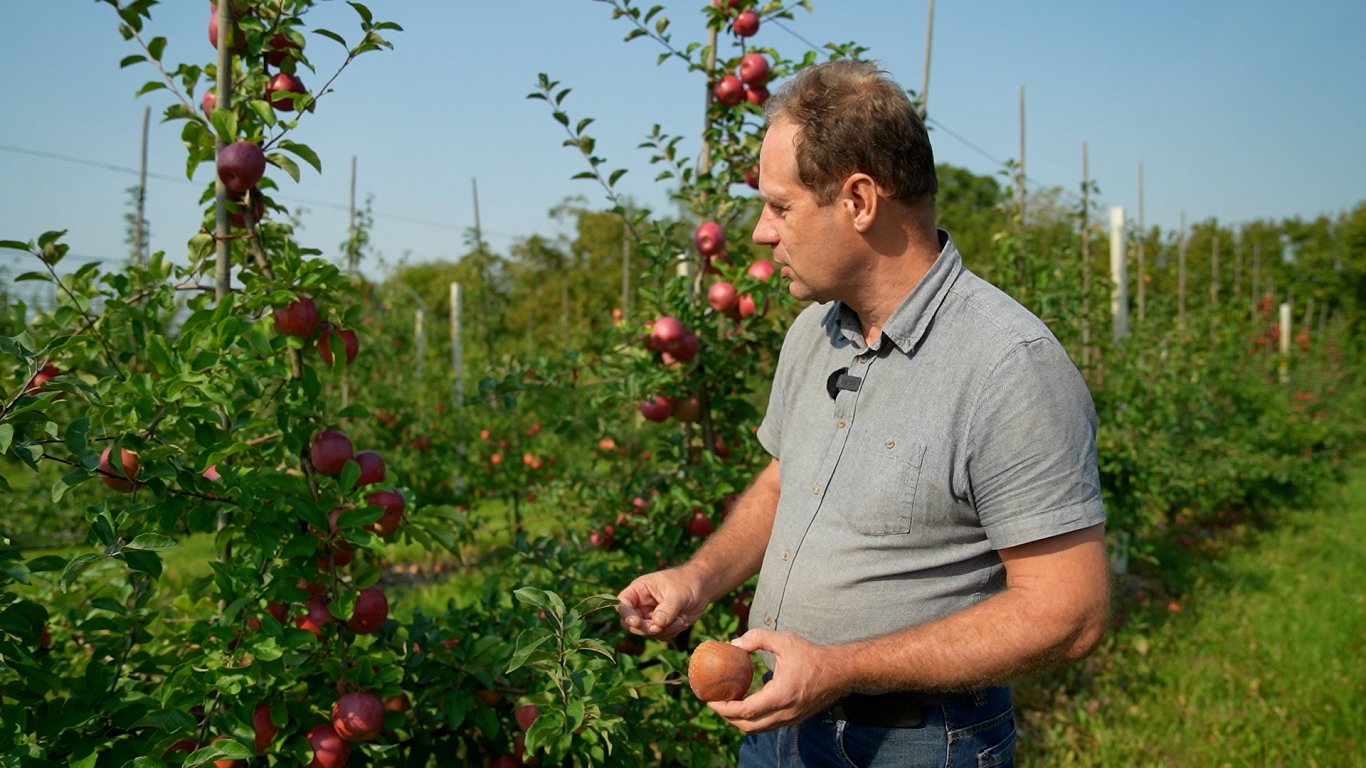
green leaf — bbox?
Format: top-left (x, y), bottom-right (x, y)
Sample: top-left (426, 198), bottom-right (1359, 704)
top-left (0, 424), bottom-right (12, 454)
top-left (126, 533), bottom-right (177, 552)
top-left (312, 28), bottom-right (348, 47)
top-left (118, 54), bottom-right (145, 69)
top-left (505, 629), bottom-right (552, 674)
top-left (348, 2), bottom-right (374, 25)
top-left (269, 153), bottom-right (301, 183)
top-left (147, 36), bottom-right (167, 62)
top-left (276, 140), bottom-right (322, 173)
top-left (61, 553), bottom-right (101, 587)
top-left (210, 109), bottom-right (238, 144)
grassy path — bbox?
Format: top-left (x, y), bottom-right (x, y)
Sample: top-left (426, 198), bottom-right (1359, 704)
top-left (1021, 466), bottom-right (1366, 767)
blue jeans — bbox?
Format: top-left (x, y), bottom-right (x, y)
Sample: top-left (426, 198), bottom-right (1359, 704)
top-left (736, 687), bottom-right (1015, 768)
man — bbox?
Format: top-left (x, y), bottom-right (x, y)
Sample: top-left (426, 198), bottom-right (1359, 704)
top-left (617, 60), bottom-right (1109, 767)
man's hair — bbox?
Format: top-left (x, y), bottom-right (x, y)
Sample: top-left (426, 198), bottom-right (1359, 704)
top-left (765, 59), bottom-right (937, 206)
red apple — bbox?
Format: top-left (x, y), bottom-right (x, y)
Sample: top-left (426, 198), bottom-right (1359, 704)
top-left (588, 525), bottom-right (616, 549)
top-left (265, 32), bottom-right (300, 66)
top-left (252, 702), bottom-right (277, 754)
top-left (217, 141), bottom-right (266, 195)
top-left (266, 601), bottom-right (288, 623)
top-left (737, 293), bottom-right (758, 319)
top-left (364, 490), bottom-right (405, 537)
top-left (664, 331), bottom-right (700, 364)
top-left (674, 395), bottom-right (703, 423)
top-left (639, 395), bottom-right (674, 423)
top-left (694, 220), bottom-right (725, 256)
top-left (515, 704), bottom-right (540, 732)
top-left (354, 450), bottom-right (385, 486)
top-left (23, 363), bottom-right (61, 394)
top-left (318, 326), bottom-right (359, 365)
top-left (747, 259), bottom-right (777, 281)
top-left (98, 445), bottom-right (142, 492)
top-left (228, 192), bottom-right (265, 229)
top-left (267, 71), bottom-right (306, 111)
top-left (713, 75), bottom-right (743, 107)
top-left (200, 89), bottom-right (217, 119)
top-left (202, 464), bottom-right (221, 482)
top-left (711, 0), bottom-right (741, 10)
top-left (650, 316), bottom-right (687, 349)
top-left (273, 296), bottom-right (319, 338)
top-left (305, 724), bottom-right (351, 768)
top-left (687, 510), bottom-right (715, 537)
top-left (488, 757), bottom-right (521, 768)
top-left (331, 690), bottom-right (385, 742)
top-left (207, 12), bottom-right (246, 53)
top-left (383, 693), bottom-right (411, 714)
top-left (739, 52), bottom-right (770, 86)
top-left (310, 428), bottom-right (354, 476)
top-left (296, 595), bottom-right (334, 637)
top-left (707, 281), bottom-right (739, 313)
top-left (732, 9), bottom-right (760, 36)
top-left (347, 585), bottom-right (388, 634)
top-left (744, 83), bottom-right (770, 106)
top-left (743, 165), bottom-right (760, 189)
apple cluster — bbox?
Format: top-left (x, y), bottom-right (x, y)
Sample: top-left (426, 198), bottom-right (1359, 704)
top-left (710, 0), bottom-right (770, 109)
top-left (272, 295), bottom-right (362, 366)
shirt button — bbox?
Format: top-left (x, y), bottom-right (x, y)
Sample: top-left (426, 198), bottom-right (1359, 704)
top-left (885, 439), bottom-right (896, 449)
top-left (781, 550), bottom-right (790, 561)
top-left (763, 615), bottom-right (773, 627)
top-left (810, 484), bottom-right (820, 494)
top-left (836, 419), bottom-right (846, 428)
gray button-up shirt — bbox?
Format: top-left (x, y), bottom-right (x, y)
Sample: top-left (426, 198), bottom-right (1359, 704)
top-left (752, 232), bottom-right (1105, 646)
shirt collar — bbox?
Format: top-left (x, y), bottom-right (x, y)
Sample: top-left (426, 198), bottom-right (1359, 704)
top-left (825, 230), bottom-right (964, 354)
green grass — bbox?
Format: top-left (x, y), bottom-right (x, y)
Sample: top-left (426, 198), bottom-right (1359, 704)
top-left (1018, 465), bottom-right (1366, 767)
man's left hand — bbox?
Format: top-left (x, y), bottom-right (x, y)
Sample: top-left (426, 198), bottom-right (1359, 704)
top-left (707, 628), bottom-right (846, 733)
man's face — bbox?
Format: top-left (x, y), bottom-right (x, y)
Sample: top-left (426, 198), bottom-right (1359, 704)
top-left (751, 118), bottom-right (860, 304)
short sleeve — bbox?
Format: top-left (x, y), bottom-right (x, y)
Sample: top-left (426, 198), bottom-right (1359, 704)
top-left (966, 338), bottom-right (1105, 549)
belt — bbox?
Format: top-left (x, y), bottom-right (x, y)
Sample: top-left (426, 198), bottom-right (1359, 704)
top-left (823, 689), bottom-right (992, 729)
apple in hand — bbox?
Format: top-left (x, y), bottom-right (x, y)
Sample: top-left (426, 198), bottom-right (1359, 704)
top-left (217, 141), bottom-right (266, 195)
top-left (688, 640), bottom-right (754, 701)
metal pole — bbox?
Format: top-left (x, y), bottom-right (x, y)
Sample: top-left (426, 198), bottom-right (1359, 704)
top-left (450, 282), bottom-right (463, 406)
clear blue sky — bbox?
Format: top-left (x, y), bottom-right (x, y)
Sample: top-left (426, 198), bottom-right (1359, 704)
top-left (2, 1), bottom-right (1363, 281)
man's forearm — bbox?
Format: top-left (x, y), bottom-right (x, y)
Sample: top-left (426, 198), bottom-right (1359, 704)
top-left (680, 458), bottom-right (781, 604)
top-left (830, 525), bottom-right (1109, 696)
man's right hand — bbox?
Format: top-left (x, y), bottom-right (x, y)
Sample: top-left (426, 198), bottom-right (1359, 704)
top-left (617, 567), bottom-right (708, 638)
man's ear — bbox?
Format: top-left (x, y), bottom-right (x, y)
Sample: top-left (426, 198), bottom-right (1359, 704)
top-left (843, 173), bottom-right (880, 233)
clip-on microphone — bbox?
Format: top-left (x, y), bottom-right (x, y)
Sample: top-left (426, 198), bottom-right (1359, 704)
top-left (826, 367), bottom-right (863, 399)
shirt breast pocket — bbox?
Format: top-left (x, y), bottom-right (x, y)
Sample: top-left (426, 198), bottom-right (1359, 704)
top-left (843, 437), bottom-right (926, 535)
